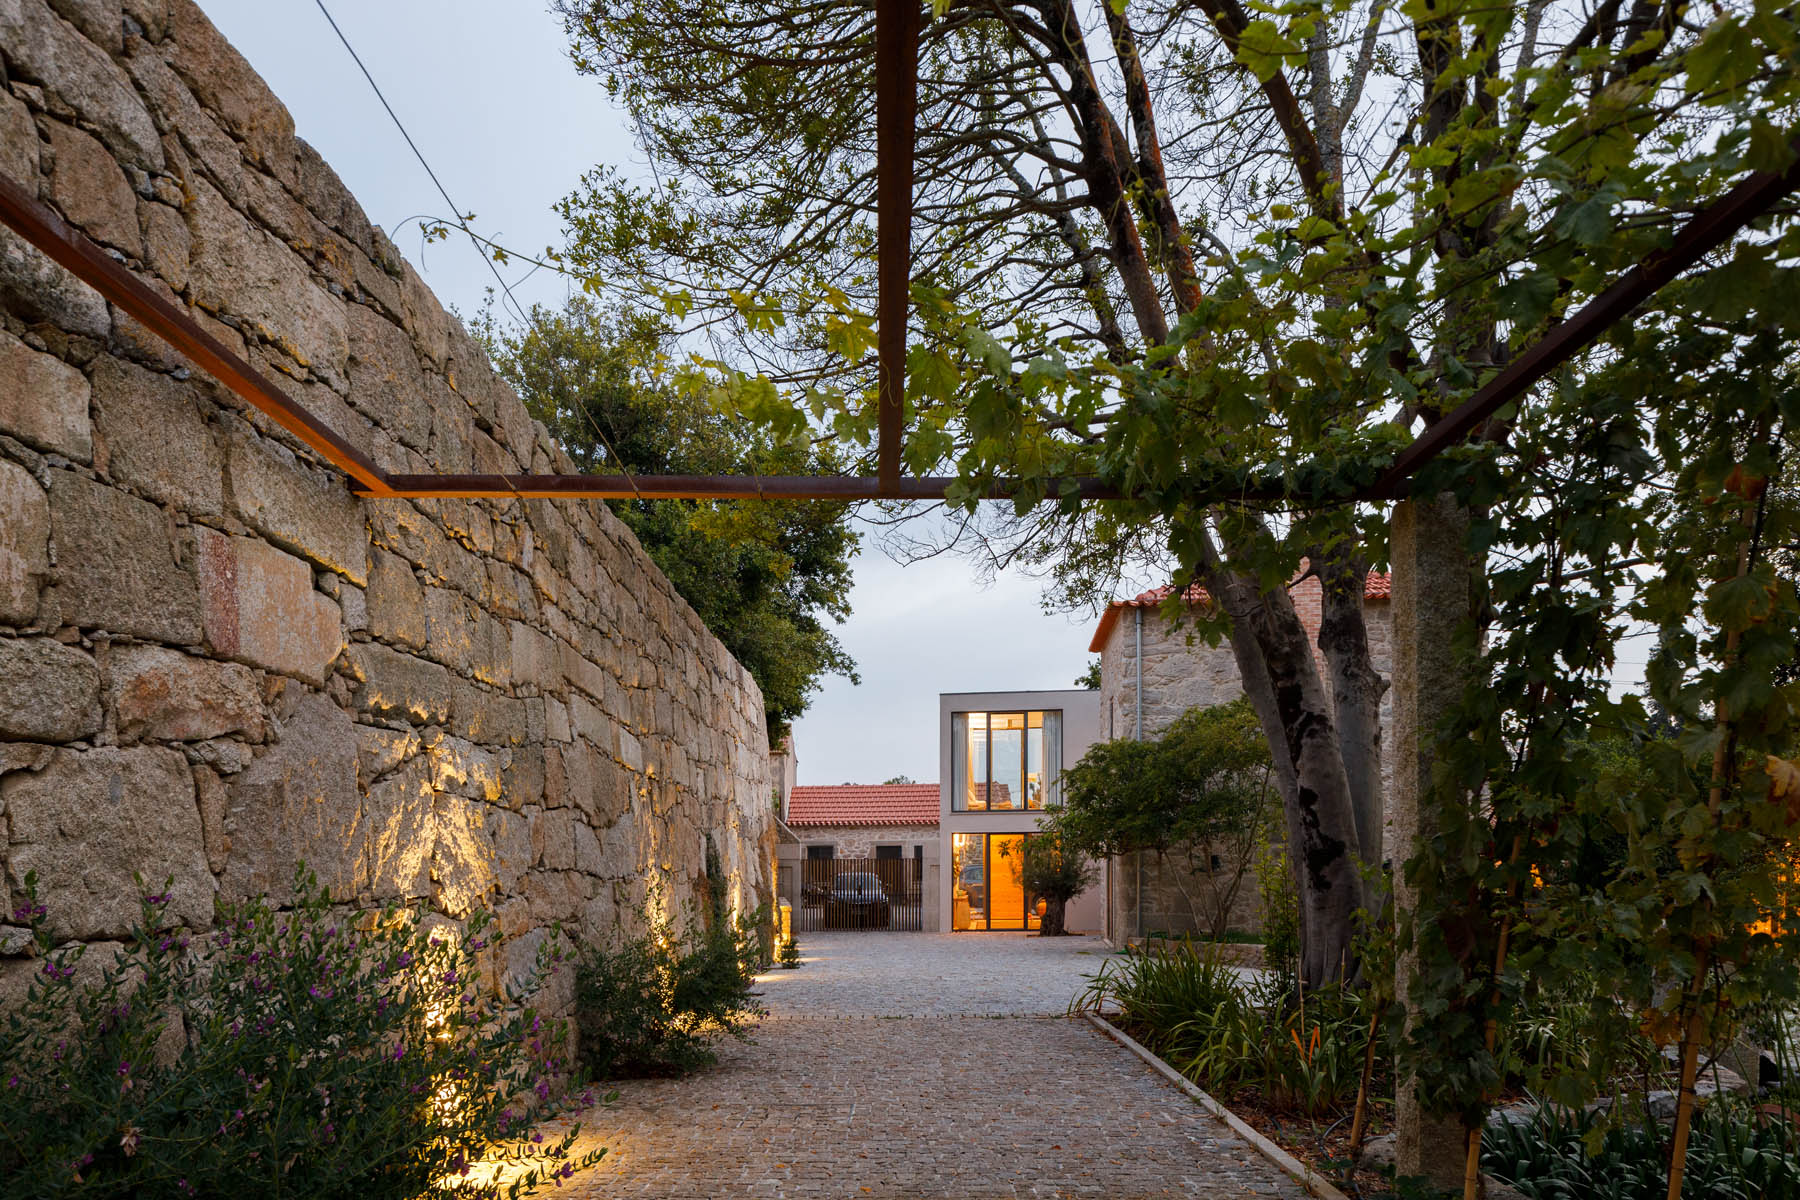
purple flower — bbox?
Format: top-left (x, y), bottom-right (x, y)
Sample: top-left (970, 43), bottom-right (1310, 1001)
top-left (442, 969), bottom-right (458, 985)
top-left (42, 961), bottom-right (73, 982)
top-left (391, 1042), bottom-right (406, 1062)
top-left (12, 901), bottom-right (45, 922)
top-left (117, 1061), bottom-right (131, 1076)
top-left (144, 892), bottom-right (170, 906)
top-left (536, 1079), bottom-right (550, 1101)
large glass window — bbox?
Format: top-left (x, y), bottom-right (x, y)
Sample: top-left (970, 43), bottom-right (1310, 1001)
top-left (952, 710), bottom-right (1061, 811)
top-left (950, 832), bottom-right (1044, 931)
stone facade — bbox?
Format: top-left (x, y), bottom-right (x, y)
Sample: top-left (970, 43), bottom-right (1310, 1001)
top-left (1092, 576), bottom-right (1393, 941)
top-left (0, 0), bottom-right (773, 997)
top-left (787, 823), bottom-right (937, 861)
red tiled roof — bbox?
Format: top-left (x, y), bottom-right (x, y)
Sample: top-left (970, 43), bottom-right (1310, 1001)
top-left (786, 784), bottom-right (941, 827)
top-left (1088, 571), bottom-right (1392, 652)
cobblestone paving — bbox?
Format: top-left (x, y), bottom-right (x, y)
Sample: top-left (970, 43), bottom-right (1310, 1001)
top-left (551, 933), bottom-right (1308, 1199)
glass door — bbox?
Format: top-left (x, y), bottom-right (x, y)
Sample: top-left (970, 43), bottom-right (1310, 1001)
top-left (988, 835), bottom-right (1027, 930)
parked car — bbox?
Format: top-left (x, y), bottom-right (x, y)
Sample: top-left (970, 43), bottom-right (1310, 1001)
top-left (826, 872), bottom-right (890, 929)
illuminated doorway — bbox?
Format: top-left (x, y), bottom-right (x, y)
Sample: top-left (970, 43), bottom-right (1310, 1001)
top-left (950, 832), bottom-right (1042, 931)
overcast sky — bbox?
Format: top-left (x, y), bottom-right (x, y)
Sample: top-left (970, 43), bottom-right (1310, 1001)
top-left (197, 0), bottom-right (1103, 787)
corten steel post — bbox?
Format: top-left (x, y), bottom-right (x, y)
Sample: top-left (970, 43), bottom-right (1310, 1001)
top-left (875, 0), bottom-right (918, 491)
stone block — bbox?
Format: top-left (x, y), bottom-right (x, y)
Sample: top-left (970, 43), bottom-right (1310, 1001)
top-left (450, 679), bottom-right (526, 746)
top-left (47, 471), bottom-right (200, 643)
top-left (354, 723), bottom-right (420, 785)
top-left (532, 805), bottom-right (575, 871)
top-left (574, 819), bottom-right (605, 876)
top-left (193, 762), bottom-right (228, 873)
top-left (224, 426), bottom-right (368, 584)
top-left (91, 355), bottom-right (224, 517)
top-left (106, 643), bottom-right (262, 743)
top-left (345, 641), bottom-right (453, 726)
top-left (164, 0), bottom-right (296, 180)
top-left (46, 0), bottom-right (122, 52)
top-left (491, 806), bottom-right (529, 893)
top-left (0, 636), bottom-right (99, 740)
top-left (432, 792), bottom-right (496, 915)
top-left (0, 326), bottom-right (91, 461)
top-left (186, 178), bottom-right (348, 388)
top-left (220, 693), bottom-right (363, 902)
top-left (362, 754), bottom-right (432, 901)
top-left (3, 746), bottom-right (210, 938)
top-left (0, 87), bottom-right (38, 188)
top-left (422, 583), bottom-right (473, 671)
top-left (0, 227), bottom-right (110, 337)
top-left (429, 733), bottom-right (503, 803)
top-left (0, 0), bottom-right (164, 170)
top-left (0, 459), bottom-right (50, 625)
top-left (593, 809), bottom-right (639, 878)
top-left (46, 120), bottom-right (141, 256)
top-left (368, 498), bottom-right (460, 585)
top-left (509, 621), bottom-right (559, 692)
top-left (195, 527), bottom-right (342, 684)
top-left (499, 744), bottom-right (543, 811)
top-left (344, 302), bottom-right (433, 451)
top-left (364, 547), bottom-right (424, 649)
top-left (138, 198), bottom-right (191, 295)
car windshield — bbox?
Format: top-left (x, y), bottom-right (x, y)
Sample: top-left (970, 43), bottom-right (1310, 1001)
top-left (833, 873), bottom-right (882, 892)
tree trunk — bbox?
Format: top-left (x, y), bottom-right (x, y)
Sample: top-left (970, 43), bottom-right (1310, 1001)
top-left (1039, 896), bottom-right (1068, 937)
top-left (1199, 536), bottom-right (1368, 988)
top-left (1314, 546), bottom-right (1388, 875)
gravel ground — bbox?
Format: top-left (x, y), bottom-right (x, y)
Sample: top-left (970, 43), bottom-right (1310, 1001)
top-left (544, 932), bottom-right (1309, 1199)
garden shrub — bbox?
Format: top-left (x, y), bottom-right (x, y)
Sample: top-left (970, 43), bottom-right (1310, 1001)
top-left (1484, 1097), bottom-right (1800, 1199)
top-left (573, 896), bottom-right (765, 1079)
top-left (1079, 939), bottom-right (1368, 1117)
top-left (0, 866), bottom-right (602, 1199)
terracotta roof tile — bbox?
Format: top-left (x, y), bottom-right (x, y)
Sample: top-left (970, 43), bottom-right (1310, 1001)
top-left (786, 784), bottom-right (941, 827)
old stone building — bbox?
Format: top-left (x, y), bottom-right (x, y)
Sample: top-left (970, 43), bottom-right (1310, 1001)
top-left (783, 783), bottom-right (940, 861)
top-left (0, 0), bottom-right (774, 1006)
top-left (1089, 572), bottom-right (1393, 942)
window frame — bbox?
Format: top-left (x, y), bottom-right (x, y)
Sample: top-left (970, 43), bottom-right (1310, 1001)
top-left (951, 709), bottom-right (1061, 813)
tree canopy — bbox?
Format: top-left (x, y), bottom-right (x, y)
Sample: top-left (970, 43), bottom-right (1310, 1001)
top-left (539, 0), bottom-right (1800, 1177)
top-left (1057, 698), bottom-right (1273, 861)
top-left (477, 297), bottom-right (859, 742)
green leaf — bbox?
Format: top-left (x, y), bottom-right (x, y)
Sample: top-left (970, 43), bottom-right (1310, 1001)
top-left (1553, 193), bottom-right (1617, 246)
top-left (1686, 17), bottom-right (1758, 95)
top-left (1496, 270), bottom-right (1557, 328)
top-left (1745, 119), bottom-right (1796, 173)
top-left (1235, 20), bottom-right (1298, 83)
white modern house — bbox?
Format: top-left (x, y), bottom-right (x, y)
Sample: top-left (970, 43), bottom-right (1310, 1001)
top-left (937, 688), bottom-right (1107, 933)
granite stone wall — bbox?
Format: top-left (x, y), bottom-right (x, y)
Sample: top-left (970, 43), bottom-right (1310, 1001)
top-left (0, 0), bottom-right (774, 989)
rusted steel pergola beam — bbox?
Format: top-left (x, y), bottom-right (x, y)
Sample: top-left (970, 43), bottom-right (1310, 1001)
top-left (1, 130), bottom-right (1797, 506)
top-left (0, 170), bottom-right (394, 497)
top-left (1366, 143), bottom-right (1800, 498)
top-left (379, 473), bottom-right (1125, 501)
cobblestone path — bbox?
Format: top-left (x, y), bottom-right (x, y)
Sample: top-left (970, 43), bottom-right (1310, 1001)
top-left (552, 934), bottom-right (1308, 1199)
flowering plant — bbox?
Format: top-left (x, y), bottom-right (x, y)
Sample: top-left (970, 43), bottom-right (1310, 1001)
top-left (0, 864), bottom-right (604, 1198)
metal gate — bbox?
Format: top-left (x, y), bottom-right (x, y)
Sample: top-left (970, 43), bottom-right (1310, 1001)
top-left (795, 856), bottom-right (923, 932)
